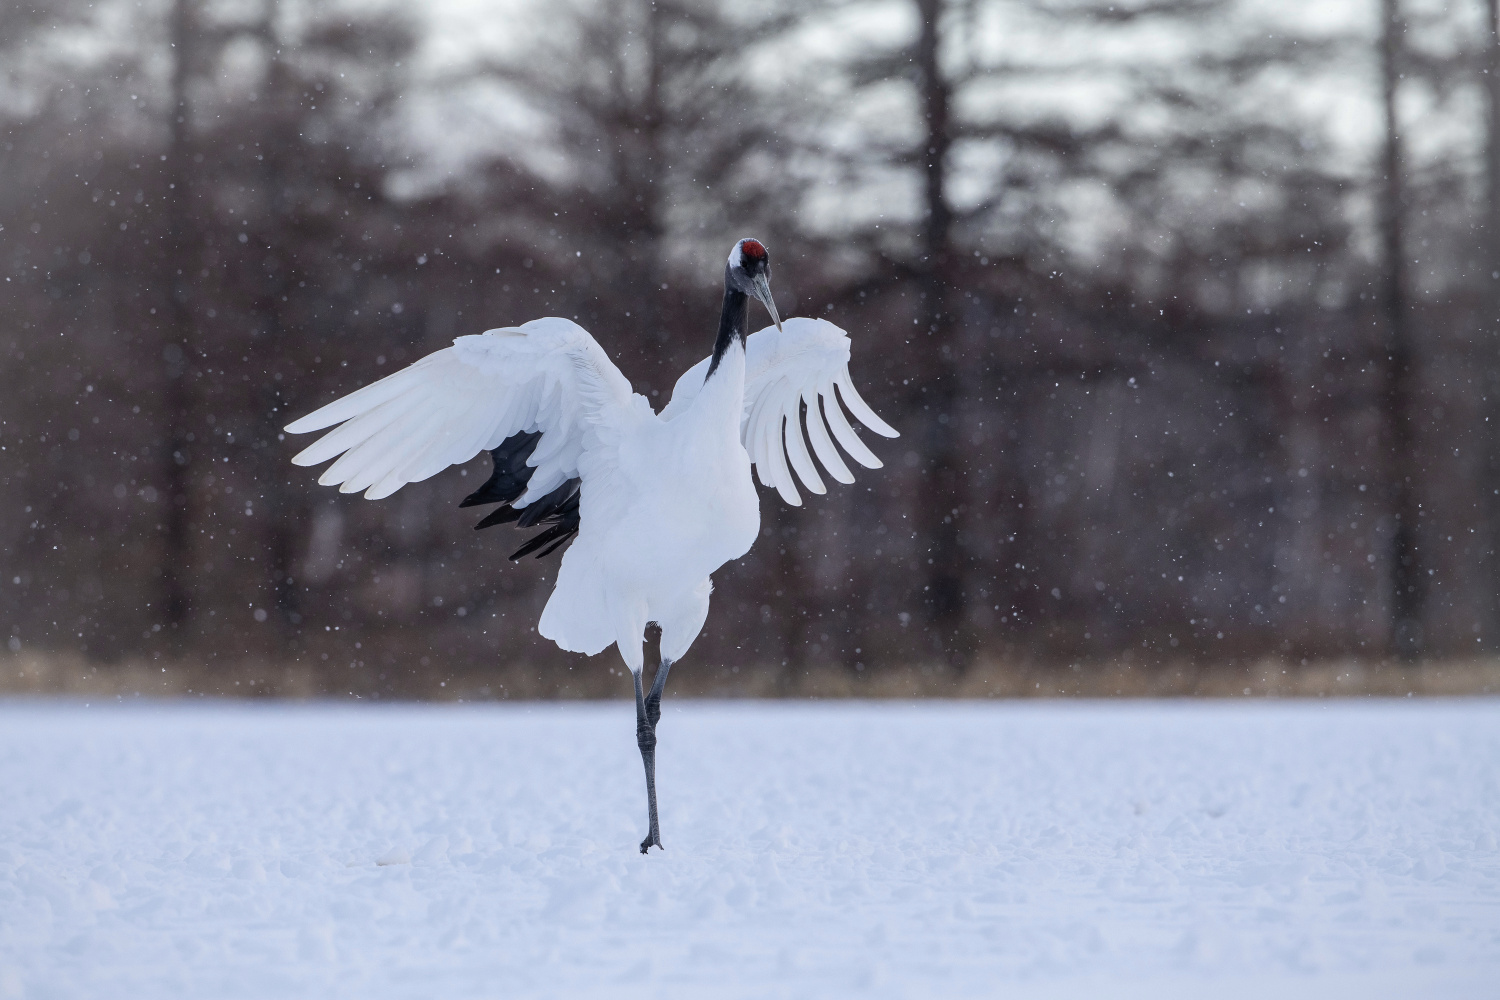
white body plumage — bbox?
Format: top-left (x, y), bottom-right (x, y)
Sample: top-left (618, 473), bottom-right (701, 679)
top-left (542, 336), bottom-right (759, 670)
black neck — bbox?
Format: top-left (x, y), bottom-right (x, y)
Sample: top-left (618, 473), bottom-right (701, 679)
top-left (707, 285), bottom-right (748, 379)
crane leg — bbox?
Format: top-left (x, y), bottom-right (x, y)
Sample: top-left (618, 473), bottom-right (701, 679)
top-left (635, 654), bottom-right (674, 854)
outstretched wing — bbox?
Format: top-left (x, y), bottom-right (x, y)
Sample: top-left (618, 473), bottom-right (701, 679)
top-left (284, 317), bottom-right (639, 503)
top-left (662, 317), bottom-right (898, 506)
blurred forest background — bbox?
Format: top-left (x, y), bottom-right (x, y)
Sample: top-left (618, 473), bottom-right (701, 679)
top-left (4, 0), bottom-right (1500, 698)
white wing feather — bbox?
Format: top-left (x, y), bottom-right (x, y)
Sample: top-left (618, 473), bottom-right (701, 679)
top-left (661, 316), bottom-right (898, 507)
top-left (285, 317), bottom-right (637, 501)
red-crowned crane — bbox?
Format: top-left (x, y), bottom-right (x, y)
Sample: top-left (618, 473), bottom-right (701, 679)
top-left (284, 239), bottom-right (898, 852)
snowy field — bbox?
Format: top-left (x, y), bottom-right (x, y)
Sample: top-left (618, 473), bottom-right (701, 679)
top-left (1, 699), bottom-right (1497, 999)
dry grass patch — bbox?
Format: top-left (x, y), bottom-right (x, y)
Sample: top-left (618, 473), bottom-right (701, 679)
top-left (2, 650), bottom-right (1497, 701)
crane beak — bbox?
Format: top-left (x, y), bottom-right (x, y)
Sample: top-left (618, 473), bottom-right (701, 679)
top-left (752, 273), bottom-right (783, 333)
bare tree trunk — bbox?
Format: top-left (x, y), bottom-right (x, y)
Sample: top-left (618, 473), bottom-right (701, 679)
top-left (254, 1), bottom-right (301, 635)
top-left (1379, 0), bottom-right (1422, 659)
top-left (612, 0), bottom-right (665, 350)
top-left (160, 0), bottom-right (196, 635)
top-left (1482, 0), bottom-right (1500, 645)
top-left (1488, 0), bottom-right (1500, 249)
top-left (770, 506), bottom-right (804, 691)
top-left (912, 0), bottom-right (968, 666)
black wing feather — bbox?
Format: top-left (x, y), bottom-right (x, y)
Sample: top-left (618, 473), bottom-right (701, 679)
top-left (463, 430), bottom-right (582, 561)
top-left (461, 430), bottom-right (541, 508)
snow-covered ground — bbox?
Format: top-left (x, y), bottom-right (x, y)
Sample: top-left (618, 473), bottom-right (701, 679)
top-left (1, 699), bottom-right (1496, 999)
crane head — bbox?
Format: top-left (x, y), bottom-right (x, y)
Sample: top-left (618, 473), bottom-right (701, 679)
top-left (726, 238), bottom-right (782, 332)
